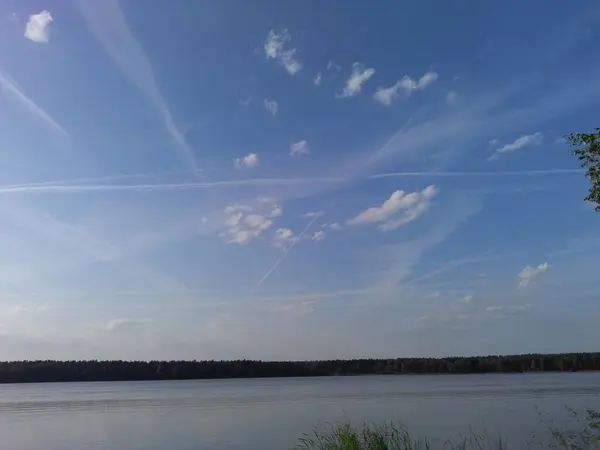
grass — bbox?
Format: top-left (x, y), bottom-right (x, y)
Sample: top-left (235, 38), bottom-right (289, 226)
top-left (291, 409), bottom-right (600, 450)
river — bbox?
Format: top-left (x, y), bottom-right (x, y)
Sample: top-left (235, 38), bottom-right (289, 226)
top-left (1, 373), bottom-right (599, 449)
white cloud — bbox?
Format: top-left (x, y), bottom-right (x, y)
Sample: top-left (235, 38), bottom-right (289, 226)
top-left (312, 230), bottom-right (326, 242)
top-left (5, 305), bottom-right (49, 315)
top-left (347, 185), bottom-right (438, 231)
top-left (373, 71), bottom-right (438, 105)
top-left (313, 72), bottom-right (322, 86)
top-left (268, 301), bottom-right (315, 317)
top-left (222, 201), bottom-right (279, 244)
top-left (328, 222), bottom-right (342, 231)
top-left (264, 29), bottom-right (302, 75)
top-left (24, 11), bottom-right (53, 43)
top-left (446, 91), bottom-right (458, 104)
top-left (104, 318), bottom-right (153, 332)
top-left (339, 63), bottom-right (376, 98)
top-left (301, 211), bottom-right (324, 219)
top-left (425, 291), bottom-right (441, 299)
top-left (485, 304), bottom-right (531, 316)
top-left (489, 132), bottom-right (543, 161)
top-left (234, 153), bottom-right (260, 169)
top-left (326, 60), bottom-right (341, 73)
top-left (290, 140), bottom-right (310, 157)
top-left (264, 99), bottom-right (278, 116)
top-left (518, 262), bottom-right (549, 288)
top-left (268, 204), bottom-right (282, 218)
top-left (461, 294), bottom-right (474, 303)
top-left (274, 228), bottom-right (296, 248)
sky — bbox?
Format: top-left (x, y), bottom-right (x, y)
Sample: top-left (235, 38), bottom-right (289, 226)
top-left (0, 0), bottom-right (599, 361)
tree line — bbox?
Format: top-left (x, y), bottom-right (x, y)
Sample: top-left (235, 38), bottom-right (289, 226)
top-left (0, 352), bottom-right (598, 383)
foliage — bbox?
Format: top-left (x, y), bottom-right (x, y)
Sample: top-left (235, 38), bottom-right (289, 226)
top-left (292, 411), bottom-right (600, 450)
top-left (292, 422), bottom-right (431, 450)
top-left (1, 352), bottom-right (599, 383)
top-left (532, 408), bottom-right (600, 450)
top-left (567, 128), bottom-right (600, 212)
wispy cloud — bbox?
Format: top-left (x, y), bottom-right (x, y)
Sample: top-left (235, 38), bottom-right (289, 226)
top-left (254, 212), bottom-right (321, 291)
top-left (313, 72), bottom-right (322, 86)
top-left (347, 185), bottom-right (438, 231)
top-left (104, 318), bottom-right (153, 332)
top-left (74, 0), bottom-right (198, 172)
top-left (327, 60), bottom-right (341, 74)
top-left (0, 177), bottom-right (343, 195)
top-left (268, 301), bottom-right (315, 317)
top-left (371, 169), bottom-right (582, 179)
top-left (273, 228), bottom-right (296, 248)
top-left (264, 29), bottom-right (302, 75)
top-left (461, 294), bottom-right (474, 303)
top-left (234, 153), bottom-right (260, 169)
top-left (363, 192), bottom-right (483, 294)
top-left (24, 10), bottom-right (53, 43)
top-left (222, 201), bottom-right (279, 244)
top-left (338, 63), bottom-right (376, 98)
top-left (518, 262), bottom-right (549, 288)
top-left (301, 211), bottom-right (324, 219)
top-left (488, 132), bottom-right (543, 161)
top-left (373, 71), bottom-right (438, 105)
top-left (5, 305), bottom-right (49, 315)
top-left (0, 70), bottom-right (70, 138)
top-left (264, 99), bottom-right (278, 116)
top-left (290, 140), bottom-right (310, 157)
top-left (0, 167), bottom-right (582, 197)
top-left (446, 91), bottom-right (458, 104)
top-left (311, 230), bottom-right (326, 242)
top-left (327, 222), bottom-right (342, 231)
top-left (485, 304), bottom-right (531, 317)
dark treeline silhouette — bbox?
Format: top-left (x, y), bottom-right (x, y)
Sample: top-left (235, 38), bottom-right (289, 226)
top-left (0, 353), bottom-right (599, 384)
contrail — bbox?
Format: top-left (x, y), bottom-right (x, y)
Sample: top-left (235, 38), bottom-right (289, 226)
top-left (74, 0), bottom-right (199, 173)
top-left (371, 168), bottom-right (583, 178)
top-left (253, 213), bottom-right (322, 292)
top-left (0, 169), bottom-right (582, 195)
top-left (0, 177), bottom-right (343, 194)
top-left (4, 170), bottom-right (199, 188)
top-left (0, 70), bottom-right (70, 138)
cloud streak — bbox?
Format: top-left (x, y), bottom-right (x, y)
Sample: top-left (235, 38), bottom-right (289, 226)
top-left (0, 70), bottom-right (70, 138)
top-left (338, 63), bottom-right (375, 98)
top-left (0, 168), bottom-right (582, 196)
top-left (347, 185), bottom-right (438, 231)
top-left (489, 132), bottom-right (543, 161)
top-left (374, 71), bottom-right (438, 105)
top-left (75, 0), bottom-right (199, 172)
top-left (518, 262), bottom-right (549, 288)
top-left (254, 212), bottom-right (321, 291)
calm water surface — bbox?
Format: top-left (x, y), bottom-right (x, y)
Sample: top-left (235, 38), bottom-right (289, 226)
top-left (1, 373), bottom-right (599, 450)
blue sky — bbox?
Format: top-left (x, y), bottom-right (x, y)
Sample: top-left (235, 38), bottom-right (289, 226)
top-left (0, 0), bottom-right (599, 361)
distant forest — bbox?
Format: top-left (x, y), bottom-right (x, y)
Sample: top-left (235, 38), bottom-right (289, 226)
top-left (0, 353), bottom-right (599, 383)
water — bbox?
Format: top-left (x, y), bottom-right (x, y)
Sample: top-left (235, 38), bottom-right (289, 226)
top-left (1, 373), bottom-right (599, 450)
